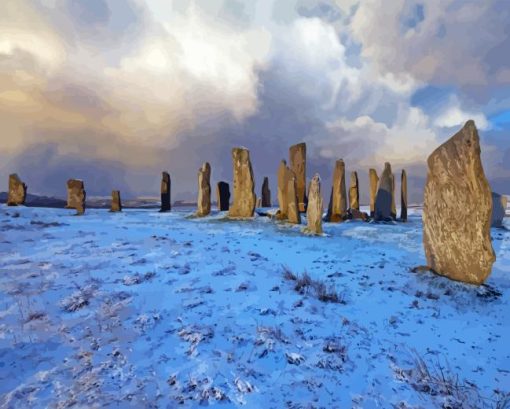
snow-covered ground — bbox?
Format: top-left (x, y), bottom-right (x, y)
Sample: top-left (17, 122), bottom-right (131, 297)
top-left (0, 204), bottom-right (509, 408)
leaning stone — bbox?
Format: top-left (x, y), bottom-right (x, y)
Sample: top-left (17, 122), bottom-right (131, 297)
top-left (326, 159), bottom-right (347, 222)
top-left (369, 169), bottom-right (379, 217)
top-left (7, 174), bottom-right (27, 206)
top-left (110, 190), bottom-right (122, 212)
top-left (160, 171), bottom-right (171, 212)
top-left (289, 142), bottom-right (307, 212)
top-left (66, 179), bottom-right (86, 215)
top-left (196, 162), bottom-right (211, 217)
top-left (303, 173), bottom-right (323, 235)
top-left (217, 181), bottom-right (230, 211)
top-left (491, 192), bottom-right (507, 227)
top-left (423, 120), bottom-right (495, 284)
top-left (229, 147), bottom-right (256, 218)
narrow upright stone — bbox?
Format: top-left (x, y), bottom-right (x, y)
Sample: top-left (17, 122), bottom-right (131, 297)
top-left (228, 147), bottom-right (256, 218)
top-left (216, 181), bottom-right (230, 211)
top-left (423, 120), bottom-right (495, 284)
top-left (374, 163), bottom-right (393, 221)
top-left (304, 174), bottom-right (323, 235)
top-left (276, 160), bottom-right (289, 220)
top-left (326, 159), bottom-right (347, 222)
top-left (289, 142), bottom-right (307, 212)
top-left (491, 192), bottom-right (507, 227)
top-left (160, 171), bottom-right (171, 212)
top-left (196, 162), bottom-right (211, 217)
top-left (287, 171), bottom-right (301, 224)
top-left (369, 169), bottom-right (379, 217)
top-left (261, 177), bottom-right (271, 207)
top-left (256, 197), bottom-right (262, 208)
top-left (400, 170), bottom-right (407, 222)
top-left (7, 174), bottom-right (27, 206)
top-left (349, 171), bottom-right (360, 211)
top-left (391, 173), bottom-right (397, 220)
top-left (111, 190), bottom-right (122, 212)
top-left (66, 179), bottom-right (86, 215)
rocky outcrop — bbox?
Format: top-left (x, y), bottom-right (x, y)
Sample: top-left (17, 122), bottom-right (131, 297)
top-left (287, 171), bottom-right (301, 224)
top-left (374, 163), bottom-right (394, 221)
top-left (423, 120), bottom-right (495, 285)
top-left (304, 174), bottom-right (323, 235)
top-left (197, 162), bottom-right (211, 217)
top-left (289, 143), bottom-right (307, 212)
top-left (261, 177), bottom-right (271, 207)
top-left (349, 171), bottom-right (360, 211)
top-left (160, 171), bottom-right (171, 212)
top-left (110, 190), bottom-right (122, 212)
top-left (217, 181), bottom-right (230, 211)
top-left (229, 147), bottom-right (256, 218)
top-left (66, 179), bottom-right (86, 215)
top-left (400, 170), bottom-right (407, 222)
top-left (491, 192), bottom-right (507, 227)
top-left (7, 174), bottom-right (27, 206)
top-left (369, 169), bottom-right (379, 218)
top-left (326, 160), bottom-right (347, 222)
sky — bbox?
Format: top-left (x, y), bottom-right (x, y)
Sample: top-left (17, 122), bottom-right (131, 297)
top-left (1, 0), bottom-right (509, 203)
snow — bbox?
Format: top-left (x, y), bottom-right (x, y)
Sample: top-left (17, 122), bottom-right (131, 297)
top-left (0, 204), bottom-right (509, 408)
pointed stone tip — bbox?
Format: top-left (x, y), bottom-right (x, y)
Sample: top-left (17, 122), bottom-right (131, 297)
top-left (464, 119), bottom-right (476, 129)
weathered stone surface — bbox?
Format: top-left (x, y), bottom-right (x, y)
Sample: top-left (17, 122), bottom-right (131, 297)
top-left (369, 169), bottom-right (379, 218)
top-left (349, 171), bottom-right (359, 211)
top-left (286, 171), bottom-right (301, 224)
top-left (110, 190), bottom-right (122, 212)
top-left (423, 120), bottom-right (495, 284)
top-left (196, 162), bottom-right (211, 217)
top-left (491, 192), bottom-right (507, 228)
top-left (216, 181), bottom-right (230, 211)
top-left (400, 170), bottom-right (407, 222)
top-left (289, 143), bottom-right (307, 212)
top-left (256, 197), bottom-right (262, 208)
top-left (326, 159), bottom-right (347, 222)
top-left (261, 177), bottom-right (271, 207)
top-left (276, 160), bottom-right (289, 220)
top-left (391, 173), bottom-right (396, 220)
top-left (229, 147), bottom-right (256, 218)
top-left (7, 174), bottom-right (27, 206)
top-left (160, 171), bottom-right (171, 212)
top-left (304, 174), bottom-right (323, 235)
top-left (374, 163), bottom-right (394, 221)
top-left (66, 179), bottom-right (86, 215)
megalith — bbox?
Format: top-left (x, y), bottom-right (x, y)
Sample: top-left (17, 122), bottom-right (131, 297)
top-left (7, 174), bottom-right (27, 206)
top-left (197, 162), bottom-right (211, 217)
top-left (228, 147), bottom-right (256, 218)
top-left (160, 171), bottom-right (171, 212)
top-left (369, 169), bottom-right (379, 218)
top-left (261, 177), bottom-right (271, 207)
top-left (289, 142), bottom-right (307, 212)
top-left (111, 190), bottom-right (122, 212)
top-left (304, 174), bottom-right (323, 235)
top-left (374, 163), bottom-right (394, 221)
top-left (400, 170), bottom-right (408, 222)
top-left (66, 179), bottom-right (86, 215)
top-left (326, 159), bottom-right (347, 222)
top-left (217, 181), bottom-right (230, 211)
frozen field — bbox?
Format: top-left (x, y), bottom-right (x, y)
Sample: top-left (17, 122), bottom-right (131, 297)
top-left (0, 205), bottom-right (509, 408)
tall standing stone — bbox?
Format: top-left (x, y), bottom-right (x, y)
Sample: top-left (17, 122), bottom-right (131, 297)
top-left (304, 174), bottom-right (323, 235)
top-left (160, 171), bottom-right (171, 212)
top-left (216, 181), bottom-right (230, 211)
top-left (196, 162), bottom-right (211, 217)
top-left (66, 179), bottom-right (86, 215)
top-left (423, 120), bottom-right (495, 284)
top-left (491, 192), bottom-right (507, 227)
top-left (261, 177), bottom-right (271, 207)
top-left (277, 160), bottom-right (289, 220)
top-left (287, 171), bottom-right (301, 224)
top-left (326, 159), bottom-right (347, 222)
top-left (391, 173), bottom-right (397, 220)
top-left (349, 171), bottom-right (360, 211)
top-left (289, 143), bottom-right (307, 212)
top-left (111, 190), bottom-right (122, 212)
top-left (374, 163), bottom-right (394, 221)
top-left (229, 147), bottom-right (256, 218)
top-left (400, 170), bottom-right (408, 222)
top-left (7, 174), bottom-right (27, 206)
top-left (369, 169), bottom-right (379, 217)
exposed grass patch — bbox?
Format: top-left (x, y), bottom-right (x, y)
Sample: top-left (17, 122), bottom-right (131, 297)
top-left (282, 266), bottom-right (345, 304)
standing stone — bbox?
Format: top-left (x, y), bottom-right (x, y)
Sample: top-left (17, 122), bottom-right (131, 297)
top-left (349, 171), bottom-right (360, 211)
top-left (491, 192), bottom-right (507, 228)
top-left (228, 147), bottom-right (256, 218)
top-left (369, 169), bottom-right (379, 217)
top-left (276, 160), bottom-right (289, 220)
top-left (261, 177), bottom-right (271, 207)
top-left (160, 171), bottom-right (171, 212)
top-left (289, 143), bottom-right (307, 212)
top-left (256, 197), bottom-right (262, 208)
top-left (304, 174), bottom-right (323, 235)
top-left (66, 179), bottom-right (86, 215)
top-left (196, 162), bottom-right (211, 217)
top-left (391, 173), bottom-right (397, 220)
top-left (400, 170), bottom-right (408, 222)
top-left (423, 120), bottom-right (495, 285)
top-left (7, 174), bottom-right (27, 206)
top-left (110, 190), bottom-right (122, 212)
top-left (287, 171), bottom-right (301, 224)
top-left (374, 163), bottom-right (394, 221)
top-left (326, 159), bottom-right (347, 222)
top-left (216, 181), bottom-right (230, 211)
